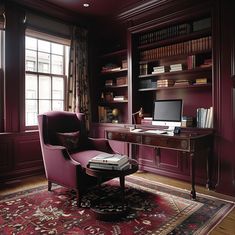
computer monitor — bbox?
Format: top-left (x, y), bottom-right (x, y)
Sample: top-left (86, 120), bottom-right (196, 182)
top-left (152, 99), bottom-right (183, 131)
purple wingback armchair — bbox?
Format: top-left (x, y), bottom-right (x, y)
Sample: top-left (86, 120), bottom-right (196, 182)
top-left (38, 111), bottom-right (115, 206)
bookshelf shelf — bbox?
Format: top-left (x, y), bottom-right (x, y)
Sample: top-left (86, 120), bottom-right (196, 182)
top-left (138, 66), bottom-right (212, 79)
top-left (100, 49), bottom-right (127, 59)
top-left (104, 84), bottom-right (128, 89)
top-left (100, 100), bottom-right (128, 104)
top-left (138, 83), bottom-right (212, 92)
top-left (101, 68), bottom-right (128, 75)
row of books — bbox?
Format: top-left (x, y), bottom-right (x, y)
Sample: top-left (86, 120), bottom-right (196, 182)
top-left (197, 107), bottom-right (213, 128)
top-left (139, 23), bottom-right (191, 45)
top-left (140, 36), bottom-right (212, 61)
top-left (98, 106), bottom-right (113, 123)
top-left (88, 153), bottom-right (129, 170)
top-left (139, 17), bottom-right (211, 46)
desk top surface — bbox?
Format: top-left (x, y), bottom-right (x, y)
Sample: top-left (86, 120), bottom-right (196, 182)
top-left (106, 128), bottom-right (213, 140)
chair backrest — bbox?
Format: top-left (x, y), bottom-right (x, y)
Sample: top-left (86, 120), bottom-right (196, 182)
top-left (38, 111), bottom-right (87, 146)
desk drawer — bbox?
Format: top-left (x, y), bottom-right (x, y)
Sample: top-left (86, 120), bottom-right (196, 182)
top-left (107, 132), bottom-right (141, 144)
top-left (142, 136), bottom-right (190, 151)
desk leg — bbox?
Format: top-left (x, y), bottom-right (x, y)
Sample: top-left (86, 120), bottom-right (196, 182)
top-left (190, 152), bottom-right (196, 200)
top-left (206, 147), bottom-right (212, 189)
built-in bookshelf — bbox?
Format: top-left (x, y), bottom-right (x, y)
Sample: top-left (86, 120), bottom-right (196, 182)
top-left (97, 49), bottom-right (128, 124)
top-left (132, 15), bottom-right (213, 127)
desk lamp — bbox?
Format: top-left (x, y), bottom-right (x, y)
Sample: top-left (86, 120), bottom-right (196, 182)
top-left (132, 107), bottom-right (144, 125)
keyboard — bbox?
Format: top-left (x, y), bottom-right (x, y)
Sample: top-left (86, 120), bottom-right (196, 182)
top-left (144, 130), bottom-right (167, 134)
top-left (130, 128), bottom-right (143, 132)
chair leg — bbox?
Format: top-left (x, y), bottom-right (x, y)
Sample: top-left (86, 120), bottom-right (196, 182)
top-left (48, 181), bottom-right (52, 191)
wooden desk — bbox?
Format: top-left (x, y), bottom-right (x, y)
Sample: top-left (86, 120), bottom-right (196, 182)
top-left (106, 128), bottom-right (213, 199)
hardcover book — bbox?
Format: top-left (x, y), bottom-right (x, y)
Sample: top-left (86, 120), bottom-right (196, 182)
top-left (89, 153), bottom-right (128, 166)
top-left (89, 161), bottom-right (130, 170)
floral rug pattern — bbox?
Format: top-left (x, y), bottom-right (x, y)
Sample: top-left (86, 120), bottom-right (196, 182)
top-left (0, 176), bottom-right (234, 235)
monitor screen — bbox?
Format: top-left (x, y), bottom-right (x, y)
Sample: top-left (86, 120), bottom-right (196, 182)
top-left (152, 99), bottom-right (183, 129)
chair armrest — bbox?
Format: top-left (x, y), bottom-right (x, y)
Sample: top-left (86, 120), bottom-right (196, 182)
top-left (42, 144), bottom-right (82, 188)
top-left (88, 137), bottom-right (115, 154)
top-left (44, 144), bottom-right (66, 151)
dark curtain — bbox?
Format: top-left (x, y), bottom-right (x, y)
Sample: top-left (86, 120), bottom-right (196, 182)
top-left (67, 26), bottom-right (90, 129)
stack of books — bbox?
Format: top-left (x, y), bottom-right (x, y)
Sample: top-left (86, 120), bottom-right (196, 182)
top-left (113, 95), bottom-right (126, 101)
top-left (200, 58), bottom-right (212, 68)
top-left (170, 63), bottom-right (184, 72)
top-left (88, 153), bottom-right (130, 170)
top-left (194, 78), bottom-right (208, 85)
top-left (101, 63), bottom-right (121, 72)
top-left (174, 80), bottom-right (190, 86)
top-left (152, 65), bottom-right (169, 74)
top-left (157, 79), bottom-right (175, 87)
top-left (105, 80), bottom-right (113, 86)
top-left (181, 116), bottom-right (194, 127)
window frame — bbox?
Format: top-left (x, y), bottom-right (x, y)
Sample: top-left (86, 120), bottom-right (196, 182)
top-left (25, 31), bottom-right (70, 130)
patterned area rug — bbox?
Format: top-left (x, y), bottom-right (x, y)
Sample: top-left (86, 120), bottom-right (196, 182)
top-left (0, 175), bottom-right (234, 235)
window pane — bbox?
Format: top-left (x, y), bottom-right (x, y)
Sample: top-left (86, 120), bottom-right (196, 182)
top-left (39, 76), bottom-right (51, 99)
top-left (53, 77), bottom-right (64, 99)
top-left (26, 74), bottom-right (37, 99)
top-left (38, 52), bottom-right (50, 73)
top-left (25, 100), bottom-right (38, 126)
top-left (38, 39), bottom-right (50, 53)
top-left (52, 43), bottom-right (63, 55)
top-left (65, 46), bottom-right (70, 76)
top-left (52, 55), bottom-right (63, 75)
top-left (39, 100), bottom-right (51, 113)
top-left (26, 36), bottom-right (37, 50)
top-left (26, 50), bottom-right (37, 72)
top-left (53, 100), bottom-right (64, 110)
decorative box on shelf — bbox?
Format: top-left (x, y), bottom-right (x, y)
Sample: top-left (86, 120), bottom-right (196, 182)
top-left (116, 76), bottom-right (127, 85)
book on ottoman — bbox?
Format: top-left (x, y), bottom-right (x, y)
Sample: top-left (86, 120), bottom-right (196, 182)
top-left (88, 153), bottom-right (129, 170)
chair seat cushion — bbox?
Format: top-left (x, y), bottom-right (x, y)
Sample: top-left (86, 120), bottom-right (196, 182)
top-left (70, 150), bottom-right (106, 168)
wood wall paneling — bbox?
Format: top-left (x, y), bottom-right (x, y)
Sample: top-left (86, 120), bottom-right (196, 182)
top-left (0, 132), bottom-right (44, 183)
top-left (14, 134), bottom-right (42, 169)
top-left (0, 135), bottom-right (13, 173)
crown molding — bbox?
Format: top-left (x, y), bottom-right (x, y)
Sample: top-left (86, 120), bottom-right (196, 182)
top-left (117, 0), bottom-right (171, 21)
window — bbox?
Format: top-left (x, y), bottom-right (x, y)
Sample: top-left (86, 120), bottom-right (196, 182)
top-left (25, 34), bottom-right (70, 126)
